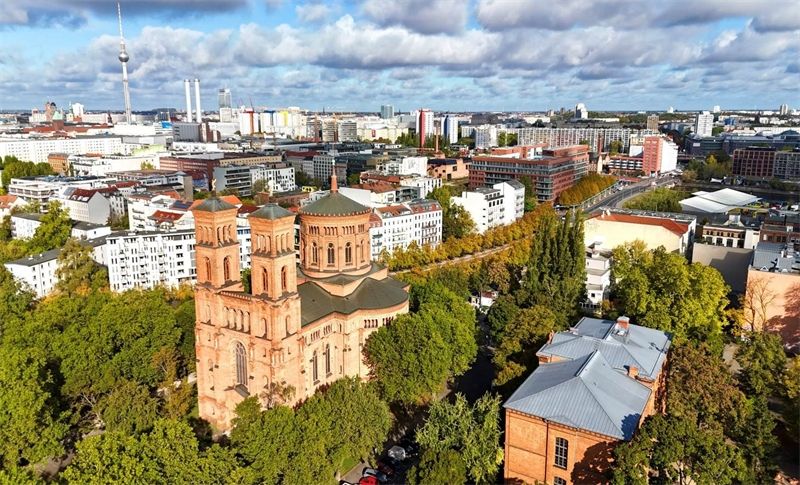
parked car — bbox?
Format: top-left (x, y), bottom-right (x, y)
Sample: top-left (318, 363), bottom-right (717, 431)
top-left (362, 467), bottom-right (388, 483)
top-left (387, 445), bottom-right (407, 462)
top-left (375, 459), bottom-right (395, 477)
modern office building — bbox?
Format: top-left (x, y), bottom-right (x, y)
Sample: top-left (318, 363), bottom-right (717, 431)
top-left (218, 88), bottom-right (232, 109)
top-left (469, 145), bottom-right (590, 202)
top-left (732, 147), bottom-right (776, 179)
top-left (694, 111), bottom-right (714, 138)
top-left (380, 105), bottom-right (394, 119)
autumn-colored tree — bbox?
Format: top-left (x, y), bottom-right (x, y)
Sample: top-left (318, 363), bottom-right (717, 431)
top-left (739, 275), bottom-right (777, 332)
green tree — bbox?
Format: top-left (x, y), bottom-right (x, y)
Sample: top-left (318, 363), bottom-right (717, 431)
top-left (364, 312), bottom-right (451, 404)
top-left (623, 187), bottom-right (687, 212)
top-left (522, 210), bottom-right (586, 326)
top-left (251, 179), bottom-right (267, 194)
top-left (736, 332), bottom-right (787, 396)
top-left (518, 176), bottom-right (537, 211)
top-left (427, 186), bottom-right (476, 240)
top-left (493, 305), bottom-right (558, 386)
top-left (608, 140), bottom-right (623, 155)
top-left (736, 395), bottom-right (778, 483)
top-left (407, 449), bottom-right (467, 485)
top-left (97, 380), bottom-right (159, 435)
top-left (240, 267), bottom-right (252, 293)
top-left (55, 238), bottom-right (108, 294)
top-left (486, 295), bottom-right (520, 343)
top-left (1, 159), bottom-right (53, 187)
top-left (781, 356), bottom-right (800, 440)
top-left (415, 393), bottom-right (503, 484)
top-left (63, 419), bottom-right (241, 484)
top-left (346, 173), bottom-right (361, 186)
top-left (230, 399), bottom-right (298, 484)
top-left (0, 345), bottom-right (67, 468)
top-left (0, 266), bottom-right (34, 335)
top-left (28, 201), bottom-right (71, 254)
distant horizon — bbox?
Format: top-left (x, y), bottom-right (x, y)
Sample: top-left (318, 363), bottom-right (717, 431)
top-left (0, 1), bottom-right (798, 112)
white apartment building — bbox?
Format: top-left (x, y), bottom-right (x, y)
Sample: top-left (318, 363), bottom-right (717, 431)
top-left (515, 127), bottom-right (658, 152)
top-left (474, 125), bottom-right (499, 149)
top-left (4, 239), bottom-right (106, 298)
top-left (451, 187), bottom-right (504, 234)
top-left (10, 213), bottom-right (44, 239)
top-left (8, 176), bottom-right (117, 205)
top-left (378, 156), bottom-right (429, 176)
top-left (451, 180), bottom-right (525, 234)
top-left (105, 225), bottom-right (253, 292)
top-left (0, 195), bottom-right (26, 219)
top-left (695, 111), bottom-right (714, 138)
top-left (54, 187), bottom-right (111, 225)
top-left (127, 195), bottom-right (194, 231)
top-left (0, 136), bottom-right (130, 164)
top-left (68, 154), bottom-right (159, 177)
top-left (370, 199), bottom-right (443, 260)
top-left (250, 163), bottom-right (296, 194)
top-left (398, 176), bottom-right (441, 199)
top-left (584, 248), bottom-right (612, 308)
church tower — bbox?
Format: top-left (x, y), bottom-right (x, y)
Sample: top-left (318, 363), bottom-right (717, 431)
top-left (194, 198), bottom-right (240, 288)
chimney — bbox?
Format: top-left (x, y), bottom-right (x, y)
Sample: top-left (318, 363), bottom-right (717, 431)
top-left (627, 366), bottom-right (639, 379)
top-left (194, 78), bottom-right (202, 123)
top-left (616, 315), bottom-right (630, 330)
top-left (183, 79), bottom-right (193, 121)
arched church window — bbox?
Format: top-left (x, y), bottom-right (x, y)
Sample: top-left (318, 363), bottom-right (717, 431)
top-left (312, 351), bottom-right (319, 383)
top-left (262, 268), bottom-right (269, 294)
top-left (324, 344), bottom-right (331, 375)
top-left (327, 243), bottom-right (335, 266)
top-left (223, 256), bottom-right (231, 281)
top-left (281, 266), bottom-right (288, 292)
top-left (204, 257), bottom-right (211, 281)
top-left (345, 242), bottom-right (352, 264)
top-left (234, 342), bottom-right (247, 389)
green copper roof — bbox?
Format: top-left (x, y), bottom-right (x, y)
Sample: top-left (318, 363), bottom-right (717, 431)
top-left (299, 276), bottom-right (408, 326)
top-left (194, 197), bottom-right (236, 212)
top-left (299, 192), bottom-right (370, 217)
top-left (250, 203), bottom-right (294, 220)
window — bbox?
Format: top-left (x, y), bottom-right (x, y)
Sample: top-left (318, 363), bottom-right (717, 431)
top-left (312, 351), bottom-right (319, 383)
top-left (553, 478), bottom-right (566, 485)
top-left (203, 257), bottom-right (211, 281)
top-left (223, 256), bottom-right (231, 281)
top-left (281, 266), bottom-right (288, 292)
top-left (324, 344), bottom-right (331, 375)
top-left (262, 268), bottom-right (269, 294)
top-left (311, 242), bottom-right (318, 264)
top-left (345, 242), bottom-right (352, 264)
top-left (234, 342), bottom-right (247, 389)
top-left (555, 437), bottom-right (569, 469)
top-left (327, 243), bottom-right (335, 266)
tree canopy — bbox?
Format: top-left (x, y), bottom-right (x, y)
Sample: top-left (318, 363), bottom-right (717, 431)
top-left (623, 187), bottom-right (687, 212)
top-left (557, 173), bottom-right (617, 206)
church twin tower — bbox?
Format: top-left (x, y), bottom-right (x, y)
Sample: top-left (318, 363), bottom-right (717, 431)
top-left (192, 181), bottom-right (409, 430)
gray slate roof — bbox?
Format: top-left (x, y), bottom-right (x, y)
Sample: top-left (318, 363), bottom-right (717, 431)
top-left (194, 197), bottom-right (236, 212)
top-left (537, 317), bottom-right (671, 380)
top-left (250, 203), bottom-right (294, 220)
top-left (298, 276), bottom-right (408, 326)
top-left (504, 351), bottom-right (652, 440)
top-left (300, 192), bottom-right (370, 217)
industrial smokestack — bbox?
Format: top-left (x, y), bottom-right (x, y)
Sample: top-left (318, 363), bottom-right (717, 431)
top-left (184, 79), bottom-right (192, 121)
top-left (194, 78), bottom-right (202, 123)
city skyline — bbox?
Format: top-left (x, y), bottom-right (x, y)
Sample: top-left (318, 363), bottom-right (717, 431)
top-left (0, 0), bottom-right (798, 112)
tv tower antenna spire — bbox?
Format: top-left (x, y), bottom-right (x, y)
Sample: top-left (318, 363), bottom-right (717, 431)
top-left (117, 2), bottom-right (133, 124)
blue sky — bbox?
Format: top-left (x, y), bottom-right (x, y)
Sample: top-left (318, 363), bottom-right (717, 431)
top-left (0, 0), bottom-right (798, 113)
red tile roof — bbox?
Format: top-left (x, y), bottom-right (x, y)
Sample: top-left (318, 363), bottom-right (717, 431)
top-left (0, 195), bottom-right (19, 209)
top-left (589, 212), bottom-right (690, 236)
top-left (150, 210), bottom-right (183, 223)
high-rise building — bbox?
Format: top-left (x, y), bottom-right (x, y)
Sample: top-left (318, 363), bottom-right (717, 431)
top-left (380, 104), bottom-right (394, 119)
top-left (694, 111), bottom-right (714, 138)
top-left (443, 115), bottom-right (459, 144)
top-left (667, 106), bottom-right (675, 114)
top-left (779, 104), bottom-right (790, 116)
top-left (416, 109), bottom-right (434, 147)
top-left (712, 105), bottom-right (721, 114)
top-left (646, 114), bottom-right (659, 131)
top-left (642, 136), bottom-right (678, 175)
top-left (575, 103), bottom-right (588, 120)
top-left (218, 88), bottom-right (232, 110)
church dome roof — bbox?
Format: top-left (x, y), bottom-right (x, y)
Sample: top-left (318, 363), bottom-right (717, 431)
top-left (193, 197), bottom-right (236, 212)
top-left (250, 203), bottom-right (294, 220)
top-left (299, 192), bottom-right (370, 217)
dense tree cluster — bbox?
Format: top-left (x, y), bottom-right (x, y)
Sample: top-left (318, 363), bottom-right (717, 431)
top-left (411, 393), bottom-right (503, 484)
top-left (386, 201), bottom-right (549, 271)
top-left (623, 187), bottom-right (687, 212)
top-left (557, 173), bottom-right (617, 206)
top-left (610, 241), bottom-right (731, 351)
top-left (682, 152), bottom-right (732, 181)
top-left (614, 342), bottom-right (788, 484)
top-left (0, 156), bottom-right (53, 188)
top-left (229, 378), bottom-right (391, 483)
top-left (427, 185), bottom-right (476, 240)
top-left (364, 280), bottom-right (478, 405)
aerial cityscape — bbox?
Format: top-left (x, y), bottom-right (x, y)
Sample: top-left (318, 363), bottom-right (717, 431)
top-left (0, 0), bottom-right (798, 484)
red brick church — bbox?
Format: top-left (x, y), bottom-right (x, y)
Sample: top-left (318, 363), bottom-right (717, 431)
top-left (192, 174), bottom-right (409, 430)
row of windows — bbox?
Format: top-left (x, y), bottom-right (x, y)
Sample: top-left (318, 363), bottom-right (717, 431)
top-left (307, 242), bottom-right (365, 266)
top-left (307, 224), bottom-right (366, 236)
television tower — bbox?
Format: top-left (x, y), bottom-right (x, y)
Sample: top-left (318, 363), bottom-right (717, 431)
top-left (117, 2), bottom-right (133, 123)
